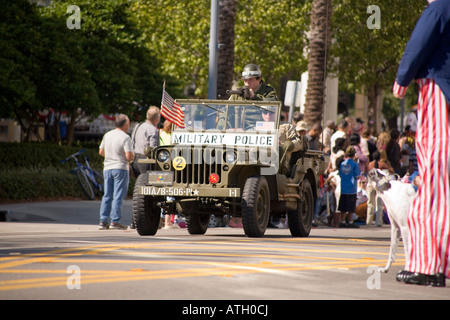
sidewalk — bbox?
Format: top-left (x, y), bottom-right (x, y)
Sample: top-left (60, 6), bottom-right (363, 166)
top-left (0, 199), bottom-right (133, 225)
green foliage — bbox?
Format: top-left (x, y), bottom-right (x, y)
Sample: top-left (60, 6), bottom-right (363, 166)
top-left (37, 14), bottom-right (101, 117)
top-left (0, 142), bottom-right (101, 202)
top-left (382, 84), bottom-right (419, 120)
top-left (0, 170), bottom-right (86, 201)
top-left (132, 0), bottom-right (211, 97)
top-left (40, 0), bottom-right (174, 117)
top-left (0, 0), bottom-right (431, 137)
top-left (0, 0), bottom-right (42, 118)
top-left (133, 0), bottom-right (310, 97)
top-left (331, 0), bottom-right (426, 92)
top-left (0, 0), bottom-right (173, 145)
top-left (235, 0), bottom-right (310, 89)
top-left (0, 142), bottom-right (103, 171)
top-left (0, 142), bottom-right (136, 202)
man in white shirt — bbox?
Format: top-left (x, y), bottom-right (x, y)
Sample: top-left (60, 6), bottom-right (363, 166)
top-left (404, 104), bottom-right (418, 133)
top-left (320, 120), bottom-right (335, 154)
top-left (330, 119), bottom-right (349, 152)
top-left (98, 114), bottom-right (134, 230)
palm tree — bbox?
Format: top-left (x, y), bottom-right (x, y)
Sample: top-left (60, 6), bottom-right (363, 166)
top-left (304, 0), bottom-right (332, 126)
top-left (217, 0), bottom-right (237, 99)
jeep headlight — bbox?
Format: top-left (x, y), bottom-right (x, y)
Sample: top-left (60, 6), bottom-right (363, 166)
top-left (157, 149), bottom-right (170, 162)
top-left (224, 151), bottom-right (237, 164)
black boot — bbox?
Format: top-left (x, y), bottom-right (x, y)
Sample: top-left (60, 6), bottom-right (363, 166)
top-left (396, 270), bottom-right (446, 287)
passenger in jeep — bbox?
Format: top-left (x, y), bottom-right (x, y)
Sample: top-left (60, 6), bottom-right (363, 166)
top-left (261, 106), bottom-right (303, 174)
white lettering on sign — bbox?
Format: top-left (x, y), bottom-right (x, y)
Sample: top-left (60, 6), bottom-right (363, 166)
top-left (172, 132), bottom-right (276, 147)
top-left (139, 186), bottom-right (240, 197)
top-left (140, 186), bottom-right (199, 196)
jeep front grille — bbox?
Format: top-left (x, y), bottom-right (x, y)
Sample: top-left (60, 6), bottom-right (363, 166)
top-left (173, 147), bottom-right (222, 185)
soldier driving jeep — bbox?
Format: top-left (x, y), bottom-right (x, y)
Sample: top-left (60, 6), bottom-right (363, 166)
top-left (227, 63), bottom-right (278, 101)
top-left (228, 64), bottom-right (302, 173)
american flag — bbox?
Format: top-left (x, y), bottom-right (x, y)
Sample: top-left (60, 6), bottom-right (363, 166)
top-left (160, 88), bottom-right (185, 128)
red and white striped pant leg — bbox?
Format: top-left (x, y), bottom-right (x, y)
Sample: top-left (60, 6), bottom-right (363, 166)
top-left (407, 78), bottom-right (450, 277)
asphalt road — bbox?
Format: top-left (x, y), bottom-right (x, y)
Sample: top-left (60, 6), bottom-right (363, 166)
top-left (0, 199), bottom-right (448, 304)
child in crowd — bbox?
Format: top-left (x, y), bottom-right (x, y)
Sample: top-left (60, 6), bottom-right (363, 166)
top-left (337, 146), bottom-right (361, 228)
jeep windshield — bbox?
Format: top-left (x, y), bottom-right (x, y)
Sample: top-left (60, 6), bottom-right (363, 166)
top-left (173, 100), bottom-right (280, 132)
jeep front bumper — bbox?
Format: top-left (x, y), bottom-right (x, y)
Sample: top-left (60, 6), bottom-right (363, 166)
top-left (138, 186), bottom-right (240, 198)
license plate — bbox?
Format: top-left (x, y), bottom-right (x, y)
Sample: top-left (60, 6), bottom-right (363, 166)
top-left (147, 171), bottom-right (173, 186)
top-left (138, 186), bottom-right (240, 197)
top-left (139, 186), bottom-right (199, 196)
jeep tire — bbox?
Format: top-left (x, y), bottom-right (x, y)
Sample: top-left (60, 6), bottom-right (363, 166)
top-left (132, 174), bottom-right (160, 236)
top-left (288, 179), bottom-right (314, 237)
top-left (186, 213), bottom-right (210, 235)
top-left (241, 176), bottom-right (270, 237)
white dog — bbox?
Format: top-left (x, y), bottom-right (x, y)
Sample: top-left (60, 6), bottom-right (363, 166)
top-left (367, 169), bottom-right (417, 273)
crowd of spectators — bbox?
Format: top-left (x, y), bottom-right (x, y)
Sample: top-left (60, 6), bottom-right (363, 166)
top-left (310, 113), bottom-right (418, 228)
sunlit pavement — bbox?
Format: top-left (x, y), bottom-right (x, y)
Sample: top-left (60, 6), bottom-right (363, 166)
top-left (0, 200), bottom-right (448, 300)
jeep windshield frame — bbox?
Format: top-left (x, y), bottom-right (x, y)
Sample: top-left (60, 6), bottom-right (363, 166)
top-left (172, 99), bottom-right (281, 133)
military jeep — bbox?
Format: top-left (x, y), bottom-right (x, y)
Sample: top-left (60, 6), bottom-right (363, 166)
top-left (132, 99), bottom-right (326, 237)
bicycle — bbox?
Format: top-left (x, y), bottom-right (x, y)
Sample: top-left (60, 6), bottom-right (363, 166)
top-left (60, 148), bottom-right (104, 200)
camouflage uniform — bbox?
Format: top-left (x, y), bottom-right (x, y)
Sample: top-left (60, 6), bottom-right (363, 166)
top-left (228, 80), bottom-right (278, 130)
top-left (228, 80), bottom-right (278, 101)
top-left (228, 82), bottom-right (303, 173)
top-left (253, 80), bottom-right (278, 101)
top-left (278, 121), bottom-right (305, 174)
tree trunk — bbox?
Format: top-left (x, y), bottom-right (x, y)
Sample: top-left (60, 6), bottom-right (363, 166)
top-left (14, 108), bottom-right (42, 142)
top-left (367, 84), bottom-right (381, 132)
top-left (217, 0), bottom-right (237, 99)
top-left (65, 109), bottom-right (79, 147)
top-left (53, 112), bottom-right (62, 145)
top-left (304, 0), bottom-right (332, 126)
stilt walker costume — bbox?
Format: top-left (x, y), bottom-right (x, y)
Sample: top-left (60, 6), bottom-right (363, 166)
top-left (393, 0), bottom-right (450, 287)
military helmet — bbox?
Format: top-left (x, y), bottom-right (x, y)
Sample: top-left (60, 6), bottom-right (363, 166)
top-left (242, 64), bottom-right (262, 79)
